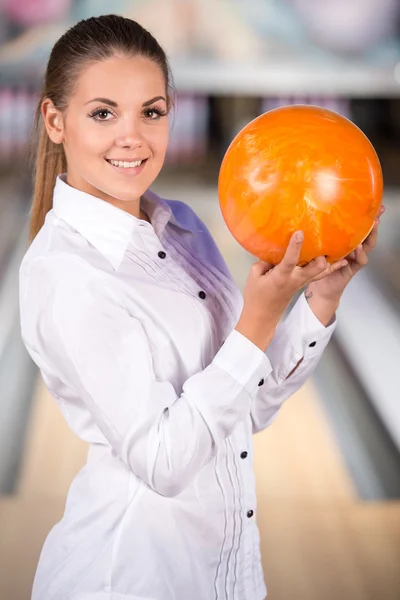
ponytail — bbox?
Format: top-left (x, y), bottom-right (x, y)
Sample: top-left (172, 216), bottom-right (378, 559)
top-left (28, 104), bottom-right (66, 246)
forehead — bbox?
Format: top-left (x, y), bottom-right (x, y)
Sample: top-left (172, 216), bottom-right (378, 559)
top-left (72, 55), bottom-right (166, 103)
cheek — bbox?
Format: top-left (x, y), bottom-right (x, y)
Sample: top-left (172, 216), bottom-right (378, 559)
top-left (147, 123), bottom-right (169, 156)
top-left (65, 118), bottom-right (111, 157)
top-left (84, 127), bottom-right (113, 155)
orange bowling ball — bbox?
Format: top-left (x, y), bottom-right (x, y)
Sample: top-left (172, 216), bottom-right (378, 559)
top-left (218, 105), bottom-right (383, 265)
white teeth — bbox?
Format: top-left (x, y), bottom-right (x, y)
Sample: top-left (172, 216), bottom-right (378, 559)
top-left (108, 159), bottom-right (143, 168)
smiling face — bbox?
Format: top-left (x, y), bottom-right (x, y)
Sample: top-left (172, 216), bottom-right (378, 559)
top-left (43, 54), bottom-right (169, 214)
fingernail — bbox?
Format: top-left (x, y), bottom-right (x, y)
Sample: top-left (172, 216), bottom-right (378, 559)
top-left (296, 231), bottom-right (304, 242)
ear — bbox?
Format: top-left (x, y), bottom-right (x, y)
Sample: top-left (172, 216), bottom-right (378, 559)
top-left (41, 98), bottom-right (65, 144)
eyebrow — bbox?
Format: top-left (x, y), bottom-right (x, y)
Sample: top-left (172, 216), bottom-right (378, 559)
top-left (85, 96), bottom-right (166, 107)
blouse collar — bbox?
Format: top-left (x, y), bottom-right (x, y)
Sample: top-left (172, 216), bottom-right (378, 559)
top-left (52, 174), bottom-right (198, 271)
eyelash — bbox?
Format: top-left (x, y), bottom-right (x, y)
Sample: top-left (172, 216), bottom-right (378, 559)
top-left (88, 107), bottom-right (168, 121)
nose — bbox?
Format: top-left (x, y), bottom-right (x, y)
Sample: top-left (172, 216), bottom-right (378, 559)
top-left (114, 115), bottom-right (144, 150)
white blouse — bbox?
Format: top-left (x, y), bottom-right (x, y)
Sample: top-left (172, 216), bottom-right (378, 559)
top-left (19, 174), bottom-right (335, 600)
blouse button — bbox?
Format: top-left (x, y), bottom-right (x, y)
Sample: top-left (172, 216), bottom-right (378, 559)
top-left (247, 510), bottom-right (254, 518)
top-left (240, 451), bottom-right (248, 459)
top-left (258, 378), bottom-right (264, 386)
top-left (198, 291), bottom-right (206, 300)
top-left (158, 251), bottom-right (166, 259)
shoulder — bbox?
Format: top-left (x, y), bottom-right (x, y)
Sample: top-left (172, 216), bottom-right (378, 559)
top-left (20, 252), bottom-right (115, 317)
top-left (20, 251), bottom-right (96, 291)
top-left (19, 252), bottom-right (124, 347)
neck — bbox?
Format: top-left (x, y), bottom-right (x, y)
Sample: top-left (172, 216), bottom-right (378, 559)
top-left (65, 173), bottom-right (150, 220)
top-left (139, 208), bottom-right (152, 223)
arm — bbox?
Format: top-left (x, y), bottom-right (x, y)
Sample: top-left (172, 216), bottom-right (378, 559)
top-left (20, 254), bottom-right (273, 498)
top-left (250, 291), bottom-right (336, 434)
top-left (165, 201), bottom-right (338, 434)
top-left (251, 203), bottom-right (387, 433)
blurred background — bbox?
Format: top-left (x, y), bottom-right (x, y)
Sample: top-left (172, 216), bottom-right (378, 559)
top-left (0, 1), bottom-right (400, 599)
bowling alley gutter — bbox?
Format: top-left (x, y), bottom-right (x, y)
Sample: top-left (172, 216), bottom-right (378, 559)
top-left (0, 221), bottom-right (38, 494)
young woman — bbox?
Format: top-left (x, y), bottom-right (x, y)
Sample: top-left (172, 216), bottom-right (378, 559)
top-left (19, 14), bottom-right (383, 600)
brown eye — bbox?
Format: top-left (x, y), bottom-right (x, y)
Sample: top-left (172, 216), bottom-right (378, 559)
top-left (144, 108), bottom-right (167, 120)
top-left (90, 108), bottom-right (113, 121)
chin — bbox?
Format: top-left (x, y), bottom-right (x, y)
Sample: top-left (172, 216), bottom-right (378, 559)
top-left (100, 186), bottom-right (142, 202)
top-left (95, 176), bottom-right (144, 199)
top-left (117, 189), bottom-right (146, 203)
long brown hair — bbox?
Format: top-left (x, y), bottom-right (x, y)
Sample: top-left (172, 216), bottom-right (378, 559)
top-left (29, 14), bottom-right (172, 245)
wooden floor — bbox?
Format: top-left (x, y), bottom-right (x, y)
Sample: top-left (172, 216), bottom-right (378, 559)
top-left (1, 374), bottom-right (399, 600)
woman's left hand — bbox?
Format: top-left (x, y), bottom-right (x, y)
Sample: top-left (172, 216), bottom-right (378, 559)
top-left (306, 204), bottom-right (386, 302)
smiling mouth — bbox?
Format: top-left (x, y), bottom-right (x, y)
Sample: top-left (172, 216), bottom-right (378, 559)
top-left (105, 158), bottom-right (148, 168)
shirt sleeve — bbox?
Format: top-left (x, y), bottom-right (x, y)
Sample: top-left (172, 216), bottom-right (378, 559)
top-left (250, 291), bottom-right (337, 433)
top-left (170, 205), bottom-right (337, 435)
top-left (20, 254), bottom-right (272, 498)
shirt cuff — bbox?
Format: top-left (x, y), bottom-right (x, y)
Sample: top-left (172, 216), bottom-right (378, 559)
top-left (212, 329), bottom-right (272, 396)
top-left (283, 291), bottom-right (337, 359)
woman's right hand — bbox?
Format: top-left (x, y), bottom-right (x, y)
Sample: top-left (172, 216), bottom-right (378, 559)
top-left (235, 230), bottom-right (345, 352)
